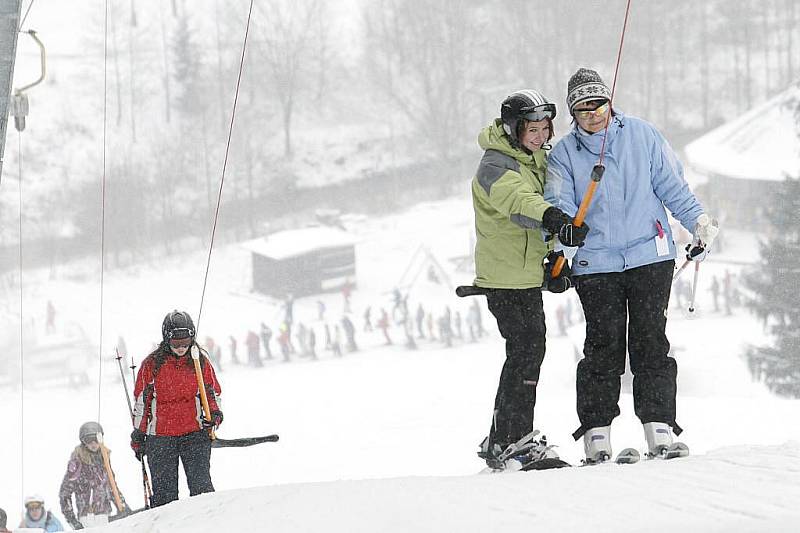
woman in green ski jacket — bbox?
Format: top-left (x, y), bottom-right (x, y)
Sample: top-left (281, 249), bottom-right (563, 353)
top-left (471, 90), bottom-right (588, 469)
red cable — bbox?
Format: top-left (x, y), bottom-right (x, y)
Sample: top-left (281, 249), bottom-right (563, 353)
top-left (598, 0), bottom-right (633, 167)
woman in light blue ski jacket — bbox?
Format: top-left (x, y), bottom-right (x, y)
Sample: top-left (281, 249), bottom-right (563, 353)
top-left (546, 110), bottom-right (703, 276)
top-left (546, 68), bottom-right (718, 464)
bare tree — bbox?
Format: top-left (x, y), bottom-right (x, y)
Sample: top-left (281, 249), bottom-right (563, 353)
top-left (252, 0), bottom-right (331, 158)
top-left (362, 0), bottom-right (487, 157)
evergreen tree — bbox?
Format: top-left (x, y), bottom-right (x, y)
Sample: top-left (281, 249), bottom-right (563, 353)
top-left (742, 93), bottom-right (800, 395)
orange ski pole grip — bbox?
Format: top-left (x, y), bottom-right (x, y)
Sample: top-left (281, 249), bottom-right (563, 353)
top-left (550, 164), bottom-right (604, 278)
top-left (191, 345), bottom-right (216, 440)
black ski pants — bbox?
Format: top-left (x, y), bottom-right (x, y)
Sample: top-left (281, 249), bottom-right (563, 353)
top-left (146, 430), bottom-right (214, 507)
top-left (485, 287), bottom-right (546, 449)
top-left (573, 260), bottom-right (678, 438)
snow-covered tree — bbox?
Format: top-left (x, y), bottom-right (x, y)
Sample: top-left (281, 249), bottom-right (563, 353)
top-left (742, 94), bottom-right (800, 396)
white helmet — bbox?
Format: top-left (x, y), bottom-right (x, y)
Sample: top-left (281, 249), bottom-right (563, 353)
top-left (24, 493), bottom-right (45, 507)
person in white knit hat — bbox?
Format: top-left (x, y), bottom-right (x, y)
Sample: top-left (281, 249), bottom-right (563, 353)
top-left (546, 67), bottom-right (719, 463)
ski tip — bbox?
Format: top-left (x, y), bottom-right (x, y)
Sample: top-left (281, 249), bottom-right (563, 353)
top-left (614, 448), bottom-right (641, 464)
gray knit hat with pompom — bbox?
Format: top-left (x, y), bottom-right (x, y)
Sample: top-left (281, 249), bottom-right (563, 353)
top-left (567, 68), bottom-right (612, 113)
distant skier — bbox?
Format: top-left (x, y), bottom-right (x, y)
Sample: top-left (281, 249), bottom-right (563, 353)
top-left (341, 315), bottom-right (358, 352)
top-left (391, 288), bottom-right (404, 322)
top-left (341, 279), bottom-right (353, 313)
top-left (19, 495), bottom-right (64, 532)
top-left (453, 311), bottom-right (463, 340)
top-left (308, 327), bottom-right (317, 360)
top-left (710, 276), bottom-right (720, 312)
top-left (297, 323), bottom-right (310, 356)
top-left (331, 324), bottom-right (343, 357)
top-left (377, 308), bottom-right (392, 345)
top-left (246, 330), bottom-right (262, 367)
top-left (284, 294), bottom-right (295, 336)
top-left (46, 300), bottom-right (56, 334)
top-left (426, 312), bottom-right (435, 341)
top-left (363, 306), bottom-right (373, 332)
top-left (228, 335), bottom-right (240, 365)
top-left (470, 299), bottom-right (486, 338)
top-left (277, 322), bottom-right (292, 362)
top-left (205, 336), bottom-right (223, 372)
top-left (260, 322), bottom-right (273, 360)
top-left (131, 311), bottom-right (223, 507)
top-left (403, 316), bottom-right (418, 350)
top-left (60, 421), bottom-right (129, 529)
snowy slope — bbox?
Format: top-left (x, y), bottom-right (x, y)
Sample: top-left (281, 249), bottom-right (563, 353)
top-left (76, 442), bottom-right (799, 533)
top-left (3, 196), bottom-right (800, 532)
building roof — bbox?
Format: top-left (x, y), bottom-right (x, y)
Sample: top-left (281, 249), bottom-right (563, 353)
top-left (684, 82), bottom-right (800, 182)
top-left (242, 226), bottom-right (358, 260)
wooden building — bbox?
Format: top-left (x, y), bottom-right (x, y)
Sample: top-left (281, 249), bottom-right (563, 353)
top-left (684, 82), bottom-right (800, 228)
top-left (243, 226), bottom-right (357, 298)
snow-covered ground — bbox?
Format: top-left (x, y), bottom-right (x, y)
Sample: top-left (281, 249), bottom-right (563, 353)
top-left (2, 194), bottom-right (799, 532)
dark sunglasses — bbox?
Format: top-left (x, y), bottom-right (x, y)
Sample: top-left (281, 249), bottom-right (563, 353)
top-left (521, 103), bottom-right (556, 122)
top-left (26, 503), bottom-right (43, 510)
top-left (82, 435), bottom-right (99, 445)
top-left (170, 338), bottom-right (193, 349)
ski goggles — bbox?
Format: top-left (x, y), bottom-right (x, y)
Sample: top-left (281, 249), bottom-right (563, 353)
top-left (167, 327), bottom-right (195, 340)
top-left (573, 101), bottom-right (610, 119)
top-left (169, 338), bottom-right (193, 349)
top-left (520, 103), bottom-right (556, 122)
top-left (25, 503), bottom-right (43, 511)
top-left (81, 434), bottom-right (99, 445)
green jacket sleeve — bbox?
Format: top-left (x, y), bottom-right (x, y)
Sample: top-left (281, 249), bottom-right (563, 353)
top-left (486, 169), bottom-right (552, 229)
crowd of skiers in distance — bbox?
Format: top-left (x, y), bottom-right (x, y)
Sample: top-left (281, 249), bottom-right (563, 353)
top-left (151, 290), bottom-right (495, 372)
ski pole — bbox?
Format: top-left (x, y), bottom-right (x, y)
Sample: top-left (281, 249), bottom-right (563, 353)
top-left (191, 345), bottom-right (216, 440)
top-left (551, 164), bottom-right (605, 277)
top-left (672, 259), bottom-right (691, 282)
top-left (688, 261), bottom-right (700, 313)
top-left (115, 349), bottom-right (135, 423)
top-left (127, 357), bottom-right (153, 509)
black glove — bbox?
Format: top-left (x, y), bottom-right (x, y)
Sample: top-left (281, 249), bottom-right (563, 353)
top-left (130, 428), bottom-right (146, 461)
top-left (202, 410), bottom-right (223, 429)
top-left (542, 206), bottom-right (590, 248)
top-left (685, 242), bottom-right (708, 262)
top-left (543, 251), bottom-right (573, 293)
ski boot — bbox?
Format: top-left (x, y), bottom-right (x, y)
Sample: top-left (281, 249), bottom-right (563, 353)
top-left (643, 422), bottom-right (689, 459)
top-left (583, 426), bottom-right (612, 464)
top-left (477, 436), bottom-right (506, 470)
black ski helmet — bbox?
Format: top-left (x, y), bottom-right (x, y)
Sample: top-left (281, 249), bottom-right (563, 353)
top-left (500, 89), bottom-right (557, 146)
top-left (79, 421), bottom-right (103, 444)
top-left (162, 310), bottom-right (196, 341)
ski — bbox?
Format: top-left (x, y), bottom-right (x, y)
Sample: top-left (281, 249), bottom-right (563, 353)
top-left (647, 442), bottom-right (689, 460)
top-left (210, 434), bottom-right (280, 448)
top-left (480, 431), bottom-right (571, 472)
top-left (519, 457), bottom-right (571, 471)
top-left (614, 447), bottom-right (640, 464)
top-left (582, 447), bottom-right (640, 466)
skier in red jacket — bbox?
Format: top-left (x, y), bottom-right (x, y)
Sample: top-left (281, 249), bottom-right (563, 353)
top-left (131, 310), bottom-right (222, 507)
